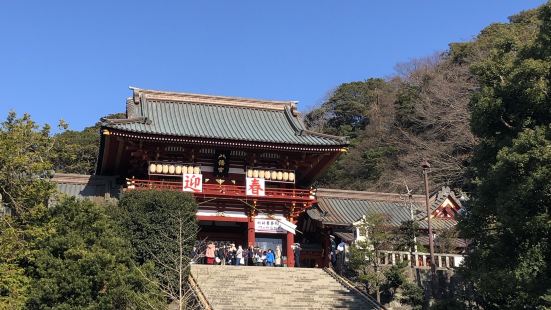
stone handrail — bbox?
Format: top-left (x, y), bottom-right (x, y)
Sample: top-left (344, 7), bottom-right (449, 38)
top-left (187, 274), bottom-right (212, 310)
top-left (323, 267), bottom-right (384, 309)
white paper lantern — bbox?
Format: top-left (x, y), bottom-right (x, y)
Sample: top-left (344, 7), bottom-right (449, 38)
top-left (277, 171), bottom-right (283, 180)
top-left (283, 172), bottom-right (289, 181)
top-left (259, 170), bottom-right (265, 178)
top-left (271, 171), bottom-right (278, 180)
top-left (193, 166), bottom-right (200, 174)
top-left (289, 172), bottom-right (295, 182)
top-left (175, 165), bottom-right (182, 174)
top-left (247, 169), bottom-right (253, 178)
top-left (264, 170), bottom-right (271, 180)
top-left (253, 170), bottom-right (259, 178)
top-left (155, 164), bottom-right (163, 173)
top-left (168, 165), bottom-right (175, 174)
top-left (149, 163), bottom-right (156, 174)
top-left (162, 164), bottom-right (169, 174)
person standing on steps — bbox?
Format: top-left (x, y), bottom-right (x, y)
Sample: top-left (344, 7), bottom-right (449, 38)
top-left (294, 243), bottom-right (302, 267)
top-left (218, 244), bottom-right (226, 265)
top-left (265, 249), bottom-right (275, 266)
top-left (260, 250), bottom-right (267, 266)
top-left (247, 245), bottom-right (255, 266)
top-left (229, 243), bottom-right (236, 265)
top-left (336, 240), bottom-right (346, 275)
top-left (275, 245), bottom-right (282, 267)
top-left (236, 245), bottom-right (243, 266)
top-left (205, 241), bottom-right (216, 265)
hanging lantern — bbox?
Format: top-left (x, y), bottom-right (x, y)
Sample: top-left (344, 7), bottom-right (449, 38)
top-left (168, 165), bottom-right (175, 174)
top-left (283, 172), bottom-right (289, 181)
top-left (277, 171), bottom-right (283, 180)
top-left (162, 164), bottom-right (169, 174)
top-left (271, 171), bottom-right (277, 180)
top-left (193, 166), bottom-right (200, 174)
top-left (253, 170), bottom-right (259, 178)
top-left (264, 170), bottom-right (271, 180)
top-left (155, 164), bottom-right (163, 174)
top-left (259, 170), bottom-right (265, 178)
top-left (247, 169), bottom-right (253, 178)
top-left (289, 172), bottom-right (295, 182)
top-left (149, 163), bottom-right (156, 174)
top-left (175, 165), bottom-right (182, 174)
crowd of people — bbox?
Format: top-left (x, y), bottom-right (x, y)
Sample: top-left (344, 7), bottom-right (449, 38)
top-left (197, 241), bottom-right (302, 267)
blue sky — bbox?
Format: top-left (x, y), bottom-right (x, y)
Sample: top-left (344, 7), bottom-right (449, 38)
top-left (0, 1), bottom-right (547, 131)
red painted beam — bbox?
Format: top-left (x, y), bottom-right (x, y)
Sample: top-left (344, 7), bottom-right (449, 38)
top-left (197, 215), bottom-right (249, 222)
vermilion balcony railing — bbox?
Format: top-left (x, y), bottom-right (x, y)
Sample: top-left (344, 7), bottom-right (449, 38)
top-left (127, 179), bottom-right (315, 204)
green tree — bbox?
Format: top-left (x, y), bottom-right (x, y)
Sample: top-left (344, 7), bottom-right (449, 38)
top-left (0, 112), bottom-right (56, 215)
top-left (24, 198), bottom-right (163, 309)
top-left (51, 113), bottom-right (124, 175)
top-left (395, 219), bottom-right (420, 253)
top-left (383, 262), bottom-right (408, 298)
top-left (349, 213), bottom-right (392, 303)
top-left (0, 219), bottom-right (30, 310)
top-left (117, 190), bottom-right (198, 307)
top-left (400, 282), bottom-right (424, 310)
top-left (459, 3), bottom-right (551, 308)
top-left (305, 79), bottom-right (388, 139)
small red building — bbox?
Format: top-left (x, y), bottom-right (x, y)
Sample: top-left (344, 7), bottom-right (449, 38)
top-left (96, 87), bottom-right (348, 266)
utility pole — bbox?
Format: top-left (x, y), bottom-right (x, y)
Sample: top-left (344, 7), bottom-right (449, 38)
top-left (422, 160), bottom-right (437, 296)
top-left (404, 184), bottom-right (418, 253)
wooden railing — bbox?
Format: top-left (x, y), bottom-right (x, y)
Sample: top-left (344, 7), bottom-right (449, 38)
top-left (378, 250), bottom-right (465, 269)
top-left (127, 179), bottom-right (315, 203)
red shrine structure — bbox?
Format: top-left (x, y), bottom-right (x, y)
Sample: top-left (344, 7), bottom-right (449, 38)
top-left (96, 87), bottom-right (349, 266)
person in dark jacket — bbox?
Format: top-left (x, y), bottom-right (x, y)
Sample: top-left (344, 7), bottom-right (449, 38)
top-left (247, 245), bottom-right (254, 266)
top-left (294, 243), bottom-right (302, 267)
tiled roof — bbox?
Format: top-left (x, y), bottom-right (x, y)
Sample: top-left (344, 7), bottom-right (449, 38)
top-left (310, 188), bottom-right (457, 230)
top-left (102, 88), bottom-right (348, 147)
top-left (51, 173), bottom-right (120, 203)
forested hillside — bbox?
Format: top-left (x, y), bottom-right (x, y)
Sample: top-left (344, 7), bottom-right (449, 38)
top-left (306, 5), bottom-right (551, 306)
top-left (51, 113), bottom-right (124, 175)
top-left (305, 8), bottom-right (542, 194)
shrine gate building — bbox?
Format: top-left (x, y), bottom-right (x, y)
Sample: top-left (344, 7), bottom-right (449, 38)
top-left (96, 87), bottom-right (349, 266)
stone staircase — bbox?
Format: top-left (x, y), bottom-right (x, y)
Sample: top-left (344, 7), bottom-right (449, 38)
top-left (190, 265), bottom-right (381, 310)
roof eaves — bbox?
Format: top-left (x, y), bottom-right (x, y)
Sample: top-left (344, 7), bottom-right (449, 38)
top-left (102, 117), bottom-right (151, 126)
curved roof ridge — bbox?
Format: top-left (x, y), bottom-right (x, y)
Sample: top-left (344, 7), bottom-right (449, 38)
top-left (317, 188), bottom-right (425, 203)
top-left (130, 87), bottom-right (296, 111)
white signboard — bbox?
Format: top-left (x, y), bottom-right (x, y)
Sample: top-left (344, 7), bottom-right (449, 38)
top-left (246, 177), bottom-right (265, 196)
top-left (255, 219), bottom-right (286, 234)
top-left (182, 174), bottom-right (202, 193)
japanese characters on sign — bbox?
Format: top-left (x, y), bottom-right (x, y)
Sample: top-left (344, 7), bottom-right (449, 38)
top-left (254, 219), bottom-right (286, 234)
top-left (246, 177), bottom-right (265, 196)
top-left (182, 174), bottom-right (203, 193)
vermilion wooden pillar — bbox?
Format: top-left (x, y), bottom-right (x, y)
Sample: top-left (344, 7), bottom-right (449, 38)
top-left (247, 217), bottom-right (255, 247)
top-left (286, 231), bottom-right (295, 267)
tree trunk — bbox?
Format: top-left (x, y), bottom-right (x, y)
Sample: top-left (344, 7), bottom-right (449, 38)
top-left (376, 286), bottom-right (381, 303)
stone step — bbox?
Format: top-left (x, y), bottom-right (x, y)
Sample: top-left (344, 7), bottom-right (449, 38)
top-left (190, 265), bottom-right (379, 309)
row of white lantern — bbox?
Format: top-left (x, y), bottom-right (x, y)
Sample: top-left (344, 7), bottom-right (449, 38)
top-left (246, 169), bottom-right (295, 182)
top-left (149, 163), bottom-right (201, 175)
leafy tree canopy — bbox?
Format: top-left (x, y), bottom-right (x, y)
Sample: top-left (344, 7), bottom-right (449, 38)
top-left (51, 113), bottom-right (124, 175)
top-left (23, 198), bottom-right (163, 310)
top-left (459, 3), bottom-right (551, 308)
top-left (116, 190), bottom-right (198, 297)
top-left (0, 112), bottom-right (55, 215)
